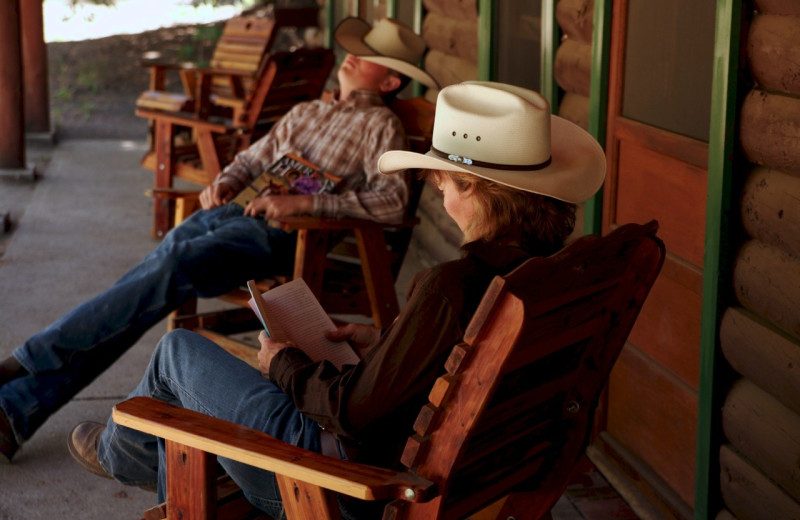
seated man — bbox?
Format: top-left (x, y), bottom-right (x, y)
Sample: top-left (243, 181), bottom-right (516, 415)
top-left (68, 81), bottom-right (606, 519)
top-left (0, 16), bottom-right (438, 463)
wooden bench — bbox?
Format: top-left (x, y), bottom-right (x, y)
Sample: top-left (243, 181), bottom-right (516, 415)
top-left (113, 220), bottom-right (665, 520)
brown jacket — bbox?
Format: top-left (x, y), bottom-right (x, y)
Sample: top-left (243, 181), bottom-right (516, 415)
top-left (270, 240), bottom-right (533, 468)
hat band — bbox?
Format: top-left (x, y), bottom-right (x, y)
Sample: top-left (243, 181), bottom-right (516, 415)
top-left (431, 146), bottom-right (552, 171)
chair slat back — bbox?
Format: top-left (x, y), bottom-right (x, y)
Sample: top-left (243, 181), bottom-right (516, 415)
top-left (243, 48), bottom-right (335, 143)
top-left (208, 8), bottom-right (320, 97)
top-left (390, 221), bottom-right (665, 520)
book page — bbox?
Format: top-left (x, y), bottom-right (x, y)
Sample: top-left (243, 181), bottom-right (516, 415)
top-left (248, 279), bottom-right (360, 370)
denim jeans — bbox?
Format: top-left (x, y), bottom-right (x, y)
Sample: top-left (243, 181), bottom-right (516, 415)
top-left (0, 204), bottom-right (295, 443)
top-left (97, 329), bottom-right (322, 519)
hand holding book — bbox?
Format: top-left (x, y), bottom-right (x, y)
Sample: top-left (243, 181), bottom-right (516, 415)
top-left (247, 278), bottom-right (359, 371)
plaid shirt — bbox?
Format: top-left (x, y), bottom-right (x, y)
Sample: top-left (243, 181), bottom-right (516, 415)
top-left (214, 90), bottom-right (408, 224)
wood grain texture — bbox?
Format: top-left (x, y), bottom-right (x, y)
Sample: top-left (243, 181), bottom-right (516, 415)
top-left (741, 166), bottom-right (800, 259)
top-left (607, 347), bottom-right (698, 507)
top-left (720, 445), bottom-right (800, 520)
top-left (740, 89), bottom-right (800, 176)
top-left (720, 307), bottom-right (800, 416)
top-left (747, 14), bottom-right (800, 97)
top-left (722, 378), bottom-right (800, 502)
top-left (733, 239), bottom-right (800, 338)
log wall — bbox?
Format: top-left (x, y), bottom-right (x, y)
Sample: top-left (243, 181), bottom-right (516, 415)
top-left (719, 4), bottom-right (800, 518)
top-left (408, 0), bottom-right (480, 266)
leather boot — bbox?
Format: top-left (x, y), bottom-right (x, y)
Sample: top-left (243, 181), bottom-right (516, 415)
top-left (68, 422), bottom-right (112, 479)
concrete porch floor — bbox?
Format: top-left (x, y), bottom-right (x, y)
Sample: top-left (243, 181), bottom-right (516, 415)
top-left (0, 139), bottom-right (642, 519)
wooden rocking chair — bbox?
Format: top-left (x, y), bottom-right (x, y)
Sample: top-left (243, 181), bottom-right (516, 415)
top-left (138, 47), bottom-right (335, 237)
top-left (112, 220), bottom-right (665, 520)
top-left (135, 7), bottom-right (320, 119)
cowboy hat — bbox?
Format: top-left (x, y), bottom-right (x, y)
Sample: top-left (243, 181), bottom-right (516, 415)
top-left (377, 81), bottom-right (606, 203)
top-left (334, 17), bottom-right (439, 89)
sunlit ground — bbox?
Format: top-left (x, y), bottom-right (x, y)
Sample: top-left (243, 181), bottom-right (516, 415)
top-left (43, 0), bottom-right (241, 42)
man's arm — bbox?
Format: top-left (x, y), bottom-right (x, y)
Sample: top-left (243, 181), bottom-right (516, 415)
top-left (312, 116), bottom-right (410, 224)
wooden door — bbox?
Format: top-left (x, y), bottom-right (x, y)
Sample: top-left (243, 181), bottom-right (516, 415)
top-left (593, 0), bottom-right (716, 515)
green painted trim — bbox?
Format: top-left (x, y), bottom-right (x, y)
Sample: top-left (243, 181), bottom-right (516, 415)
top-left (478, 0), bottom-right (494, 81)
top-left (325, 1), bottom-right (335, 48)
top-left (385, 0), bottom-right (397, 18)
top-left (584, 0), bottom-right (612, 235)
top-left (540, 0), bottom-right (560, 109)
top-left (695, 1), bottom-right (742, 518)
top-left (413, 0), bottom-right (425, 97)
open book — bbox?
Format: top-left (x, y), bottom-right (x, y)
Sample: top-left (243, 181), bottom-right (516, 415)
top-left (231, 153), bottom-right (342, 208)
top-left (247, 278), bottom-right (359, 371)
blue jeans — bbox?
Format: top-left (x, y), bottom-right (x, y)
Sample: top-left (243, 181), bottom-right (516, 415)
top-left (0, 204), bottom-right (295, 443)
top-left (97, 329), bottom-right (321, 519)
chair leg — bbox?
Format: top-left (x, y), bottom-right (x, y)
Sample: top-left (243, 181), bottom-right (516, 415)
top-left (168, 298), bottom-right (199, 331)
top-left (276, 475), bottom-right (342, 520)
top-left (165, 440), bottom-right (217, 520)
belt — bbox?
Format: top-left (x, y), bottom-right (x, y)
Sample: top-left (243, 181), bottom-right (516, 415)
top-left (319, 429), bottom-right (343, 460)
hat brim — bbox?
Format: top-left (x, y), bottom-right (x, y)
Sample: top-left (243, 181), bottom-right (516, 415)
top-left (378, 116), bottom-right (606, 203)
top-left (334, 17), bottom-right (439, 89)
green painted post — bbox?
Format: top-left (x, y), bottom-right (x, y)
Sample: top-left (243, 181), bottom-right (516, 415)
top-left (413, 0), bottom-right (425, 97)
top-left (695, 1), bottom-right (742, 518)
top-left (385, 0), bottom-right (397, 18)
top-left (478, 0), bottom-right (494, 81)
top-left (540, 0), bottom-right (559, 109)
top-left (325, 1), bottom-right (335, 49)
top-left (584, 0), bottom-right (612, 236)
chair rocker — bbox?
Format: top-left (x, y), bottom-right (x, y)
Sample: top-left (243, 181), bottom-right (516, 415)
top-left (113, 220), bottom-right (665, 520)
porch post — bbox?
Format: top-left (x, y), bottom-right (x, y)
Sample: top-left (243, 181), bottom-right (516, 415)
top-left (0, 0), bottom-right (27, 173)
top-left (21, 0), bottom-right (51, 135)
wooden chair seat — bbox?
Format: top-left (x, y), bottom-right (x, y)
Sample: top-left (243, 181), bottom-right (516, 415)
top-left (114, 221), bottom-right (666, 520)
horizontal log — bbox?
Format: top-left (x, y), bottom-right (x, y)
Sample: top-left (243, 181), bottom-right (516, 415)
top-left (424, 49), bottom-right (478, 89)
top-left (740, 89), bottom-right (800, 176)
top-left (554, 39), bottom-right (592, 97)
top-left (720, 444), bottom-right (800, 520)
top-left (754, 0), bottom-right (800, 15)
top-left (722, 378), bottom-right (800, 501)
top-left (733, 239), bottom-right (800, 338)
top-left (422, 12), bottom-right (478, 62)
top-left (741, 166), bottom-right (800, 259)
top-left (556, 0), bottom-right (594, 43)
top-left (747, 14), bottom-right (800, 97)
top-left (721, 307), bottom-right (800, 416)
top-left (557, 92), bottom-right (590, 130)
top-left (422, 0), bottom-right (478, 20)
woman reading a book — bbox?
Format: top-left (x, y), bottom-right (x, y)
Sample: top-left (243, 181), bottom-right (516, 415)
top-left (69, 81), bottom-right (606, 519)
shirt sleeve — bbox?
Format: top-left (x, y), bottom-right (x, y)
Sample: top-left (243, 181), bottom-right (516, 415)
top-left (268, 274), bottom-right (464, 439)
top-left (212, 104), bottom-right (298, 193)
top-left (311, 115), bottom-right (409, 224)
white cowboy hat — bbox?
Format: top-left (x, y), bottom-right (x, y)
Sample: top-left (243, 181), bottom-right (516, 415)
top-left (377, 81), bottom-right (606, 203)
top-left (334, 17), bottom-right (439, 89)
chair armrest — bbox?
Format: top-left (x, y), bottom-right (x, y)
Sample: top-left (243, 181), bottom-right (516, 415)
top-left (134, 108), bottom-right (233, 133)
top-left (138, 59), bottom-right (198, 71)
top-left (273, 216), bottom-right (419, 233)
top-left (112, 397), bottom-right (436, 502)
top-left (145, 188), bottom-right (202, 200)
